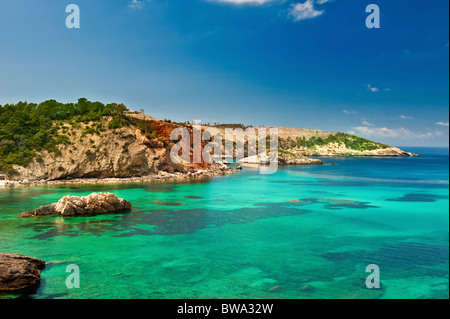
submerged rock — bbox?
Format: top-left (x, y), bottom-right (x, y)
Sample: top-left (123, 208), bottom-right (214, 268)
top-left (300, 284), bottom-right (314, 292)
top-left (0, 253), bottom-right (46, 292)
top-left (19, 193), bottom-right (132, 217)
top-left (269, 285), bottom-right (282, 293)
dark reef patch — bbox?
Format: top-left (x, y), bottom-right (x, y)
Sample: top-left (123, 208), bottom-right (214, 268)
top-left (387, 193), bottom-right (449, 203)
top-left (270, 181), bottom-right (315, 186)
top-left (323, 241), bottom-right (449, 268)
top-left (301, 197), bottom-right (379, 210)
top-left (19, 202), bottom-right (312, 239)
top-left (118, 203), bottom-right (312, 237)
top-left (320, 180), bottom-right (373, 187)
top-left (142, 184), bottom-right (177, 193)
top-left (23, 217), bottom-right (122, 240)
top-left (152, 200), bottom-right (184, 206)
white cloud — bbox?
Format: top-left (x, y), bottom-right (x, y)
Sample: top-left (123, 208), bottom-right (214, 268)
top-left (349, 126), bottom-right (434, 139)
top-left (128, 0), bottom-right (151, 9)
top-left (211, 0), bottom-right (272, 4)
top-left (288, 0), bottom-right (324, 21)
top-left (343, 109), bottom-right (356, 115)
top-left (436, 122), bottom-right (449, 127)
top-left (367, 85), bottom-right (379, 93)
top-left (361, 120), bottom-right (374, 126)
top-left (210, 0), bottom-right (332, 22)
top-left (400, 115), bottom-right (413, 120)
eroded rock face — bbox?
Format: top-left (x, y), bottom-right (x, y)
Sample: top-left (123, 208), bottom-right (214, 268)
top-left (0, 254), bottom-right (45, 292)
top-left (3, 113), bottom-right (232, 183)
top-left (19, 193), bottom-right (132, 217)
top-left (9, 121), bottom-right (174, 181)
top-left (238, 154), bottom-right (325, 166)
top-left (278, 154), bottom-right (325, 166)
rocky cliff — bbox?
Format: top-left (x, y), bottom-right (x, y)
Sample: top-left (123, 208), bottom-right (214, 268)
top-left (0, 104), bottom-right (420, 184)
top-left (1, 111), bottom-right (228, 182)
top-left (274, 127), bottom-right (420, 157)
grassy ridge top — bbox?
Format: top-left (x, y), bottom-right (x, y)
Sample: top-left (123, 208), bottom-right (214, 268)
top-left (284, 133), bottom-right (390, 152)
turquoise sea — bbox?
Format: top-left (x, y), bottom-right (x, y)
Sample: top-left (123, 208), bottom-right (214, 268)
top-left (0, 147), bottom-right (448, 299)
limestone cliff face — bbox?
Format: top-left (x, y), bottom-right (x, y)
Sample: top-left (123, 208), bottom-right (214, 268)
top-left (8, 114), bottom-right (202, 181)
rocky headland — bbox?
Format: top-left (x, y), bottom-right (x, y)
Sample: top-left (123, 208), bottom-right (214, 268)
top-left (0, 102), bottom-right (235, 187)
top-left (0, 99), bottom-right (421, 188)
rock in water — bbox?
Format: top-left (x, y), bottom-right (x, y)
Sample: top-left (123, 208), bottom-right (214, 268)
top-left (0, 253), bottom-right (46, 292)
top-left (19, 193), bottom-right (132, 217)
top-left (278, 153), bottom-right (324, 166)
top-left (238, 153), bottom-right (324, 166)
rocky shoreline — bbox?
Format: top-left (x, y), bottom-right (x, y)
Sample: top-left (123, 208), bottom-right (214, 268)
top-left (299, 146), bottom-right (422, 157)
top-left (0, 254), bottom-right (46, 293)
top-left (278, 154), bottom-right (325, 166)
top-left (0, 149), bottom-right (422, 188)
top-left (0, 164), bottom-right (235, 188)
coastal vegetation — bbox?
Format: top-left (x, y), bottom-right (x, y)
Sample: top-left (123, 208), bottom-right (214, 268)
top-left (0, 98), bottom-right (129, 173)
top-left (0, 98), bottom-right (405, 180)
top-left (288, 133), bottom-right (390, 151)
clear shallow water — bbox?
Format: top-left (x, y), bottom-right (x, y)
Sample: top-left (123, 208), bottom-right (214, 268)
top-left (0, 147), bottom-right (448, 299)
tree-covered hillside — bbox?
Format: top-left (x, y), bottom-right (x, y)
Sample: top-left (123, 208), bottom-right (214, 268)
top-left (0, 98), bottom-right (128, 174)
top-left (287, 133), bottom-right (390, 152)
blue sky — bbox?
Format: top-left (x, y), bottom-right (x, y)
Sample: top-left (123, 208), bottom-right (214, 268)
top-left (0, 0), bottom-right (448, 146)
